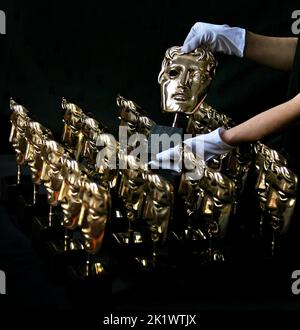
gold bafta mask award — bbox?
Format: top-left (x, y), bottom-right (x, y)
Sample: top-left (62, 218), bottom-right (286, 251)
top-left (24, 121), bottom-right (53, 186)
top-left (9, 99), bottom-right (31, 182)
top-left (265, 163), bottom-right (298, 255)
top-left (78, 180), bottom-right (111, 277)
top-left (158, 46), bottom-right (217, 115)
top-left (115, 157), bottom-right (146, 245)
top-left (61, 97), bottom-right (85, 154)
top-left (141, 173), bottom-right (174, 269)
top-left (78, 116), bottom-right (105, 166)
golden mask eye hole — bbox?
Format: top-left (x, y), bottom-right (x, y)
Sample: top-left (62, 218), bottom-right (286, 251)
top-left (168, 69), bottom-right (179, 78)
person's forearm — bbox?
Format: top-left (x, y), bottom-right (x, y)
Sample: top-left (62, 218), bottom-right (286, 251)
top-left (221, 93), bottom-right (300, 145)
top-left (244, 31), bottom-right (298, 71)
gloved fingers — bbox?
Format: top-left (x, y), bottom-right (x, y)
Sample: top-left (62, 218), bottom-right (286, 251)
top-left (183, 136), bottom-right (205, 157)
top-left (183, 23), bottom-right (199, 46)
top-left (182, 35), bottom-right (202, 53)
top-left (213, 26), bottom-right (246, 57)
top-left (148, 159), bottom-right (182, 172)
top-left (183, 22), bottom-right (222, 51)
top-left (155, 144), bottom-right (182, 161)
top-left (189, 22), bottom-right (208, 37)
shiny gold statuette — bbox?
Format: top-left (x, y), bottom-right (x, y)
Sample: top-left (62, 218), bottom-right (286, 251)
top-left (9, 98), bottom-right (31, 184)
top-left (158, 46), bottom-right (217, 126)
top-left (197, 167), bottom-right (235, 262)
top-left (114, 154), bottom-right (147, 246)
top-left (140, 173), bottom-right (174, 269)
top-left (61, 97), bottom-right (86, 155)
top-left (40, 140), bottom-right (66, 226)
top-left (55, 157), bottom-right (86, 252)
top-left (24, 121), bottom-right (53, 205)
top-left (79, 180), bottom-right (111, 276)
top-left (117, 95), bottom-right (155, 137)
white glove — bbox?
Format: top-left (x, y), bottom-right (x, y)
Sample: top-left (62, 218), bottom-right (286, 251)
top-left (153, 128), bottom-right (235, 167)
top-left (182, 22), bottom-right (246, 57)
top-left (184, 127), bottom-right (235, 161)
top-left (149, 144), bottom-right (182, 172)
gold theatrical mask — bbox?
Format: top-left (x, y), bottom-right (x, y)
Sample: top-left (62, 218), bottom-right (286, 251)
top-left (118, 155), bottom-right (148, 242)
top-left (186, 103), bottom-right (237, 171)
top-left (24, 121), bottom-right (53, 185)
top-left (95, 133), bottom-right (119, 190)
top-left (186, 102), bottom-right (234, 135)
top-left (79, 181), bottom-right (111, 254)
top-left (178, 175), bottom-right (200, 218)
top-left (41, 140), bottom-right (66, 206)
top-left (254, 143), bottom-right (288, 234)
top-left (177, 145), bottom-right (206, 217)
top-left (265, 163), bottom-right (298, 235)
top-left (255, 142), bottom-right (288, 167)
top-left (77, 116), bottom-right (105, 165)
top-left (58, 158), bottom-right (86, 230)
top-left (61, 97), bottom-right (85, 152)
top-left (222, 146), bottom-right (253, 196)
top-left (140, 173), bottom-right (174, 268)
top-left (143, 174), bottom-right (174, 244)
top-left (158, 46), bottom-right (217, 115)
top-left (177, 149), bottom-right (206, 240)
top-left (254, 143), bottom-right (287, 199)
top-left (9, 99), bottom-right (31, 167)
top-left (117, 95), bottom-right (155, 137)
top-left (198, 169), bottom-right (235, 240)
top-left (178, 177), bottom-right (202, 240)
top-left (119, 168), bottom-right (146, 222)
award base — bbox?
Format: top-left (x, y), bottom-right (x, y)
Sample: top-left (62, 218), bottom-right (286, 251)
top-left (193, 248), bottom-right (226, 264)
top-left (31, 215), bottom-right (65, 250)
top-left (133, 248), bottom-right (175, 275)
top-left (168, 230), bottom-right (225, 268)
top-left (65, 259), bottom-right (111, 310)
top-left (45, 238), bottom-right (87, 276)
top-left (112, 231), bottom-right (148, 261)
top-left (0, 175), bottom-right (33, 208)
top-left (112, 231), bottom-right (143, 246)
top-left (15, 194), bottom-right (49, 235)
top-left (67, 260), bottom-right (108, 280)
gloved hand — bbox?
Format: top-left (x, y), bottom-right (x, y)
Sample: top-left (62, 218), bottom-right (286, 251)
top-left (153, 128), bottom-right (235, 170)
top-left (148, 144), bottom-right (182, 172)
top-left (182, 22), bottom-right (246, 57)
top-left (183, 127), bottom-right (235, 161)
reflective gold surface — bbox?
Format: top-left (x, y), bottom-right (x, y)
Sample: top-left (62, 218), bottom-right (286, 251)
top-left (158, 46), bottom-right (217, 115)
top-left (24, 121), bottom-right (53, 185)
top-left (199, 168), bottom-right (235, 240)
top-left (265, 163), bottom-right (298, 235)
top-left (61, 97), bottom-right (85, 152)
top-left (117, 95), bottom-right (155, 137)
top-left (143, 173), bottom-right (174, 243)
top-left (95, 133), bottom-right (119, 189)
top-left (141, 173), bottom-right (174, 267)
top-left (80, 181), bottom-right (111, 254)
top-left (58, 158), bottom-right (86, 230)
top-left (41, 140), bottom-right (66, 206)
top-left (253, 142), bottom-right (298, 254)
top-left (186, 102), bottom-right (234, 134)
top-left (78, 116), bottom-right (105, 165)
top-left (9, 99), bottom-right (31, 166)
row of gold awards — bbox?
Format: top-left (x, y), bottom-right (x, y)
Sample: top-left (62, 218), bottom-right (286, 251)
top-left (8, 95), bottom-right (298, 278)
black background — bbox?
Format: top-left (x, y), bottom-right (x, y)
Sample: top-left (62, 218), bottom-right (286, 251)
top-left (0, 0), bottom-right (299, 153)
